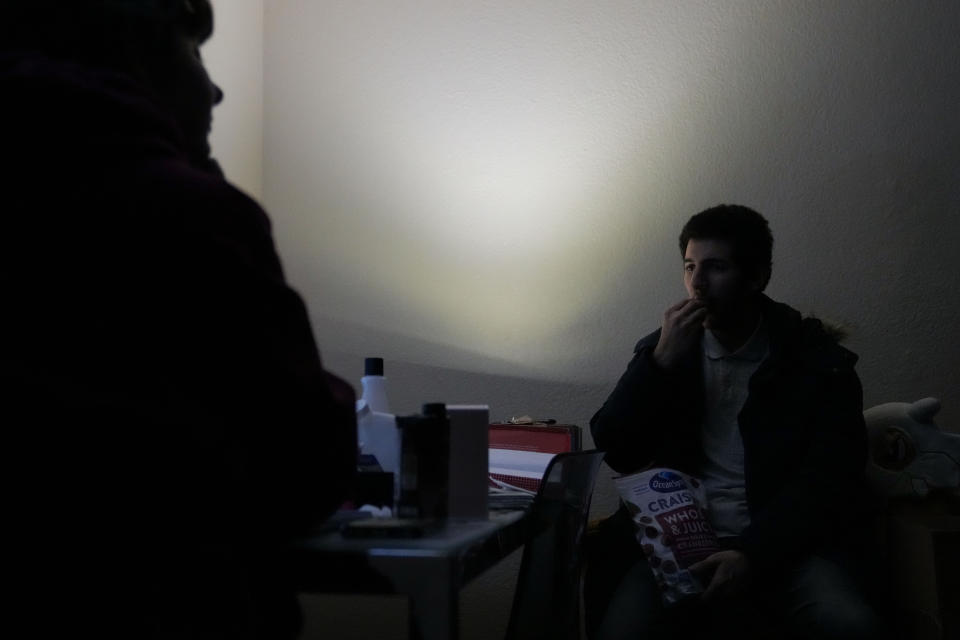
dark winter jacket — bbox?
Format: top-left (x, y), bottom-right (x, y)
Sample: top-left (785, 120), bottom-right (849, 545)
top-left (590, 295), bottom-right (868, 573)
top-left (2, 50), bottom-right (355, 638)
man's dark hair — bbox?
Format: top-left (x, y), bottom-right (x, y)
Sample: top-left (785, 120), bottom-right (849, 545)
top-left (679, 204), bottom-right (774, 290)
top-left (1, 1), bottom-right (213, 73)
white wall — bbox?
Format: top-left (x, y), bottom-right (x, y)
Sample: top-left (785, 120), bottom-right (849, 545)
top-left (206, 0), bottom-right (264, 199)
top-left (261, 0), bottom-right (960, 429)
top-left (216, 1), bottom-right (959, 638)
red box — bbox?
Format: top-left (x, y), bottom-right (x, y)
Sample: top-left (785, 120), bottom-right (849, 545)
top-left (488, 423), bottom-right (580, 493)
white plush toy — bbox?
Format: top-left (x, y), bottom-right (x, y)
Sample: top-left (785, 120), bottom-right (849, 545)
top-left (864, 397), bottom-right (960, 498)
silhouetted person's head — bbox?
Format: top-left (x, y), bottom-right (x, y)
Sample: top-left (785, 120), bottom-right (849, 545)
top-left (679, 204), bottom-right (774, 292)
top-left (2, 0), bottom-right (223, 163)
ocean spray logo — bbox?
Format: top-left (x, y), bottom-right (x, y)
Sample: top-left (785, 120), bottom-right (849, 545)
top-left (649, 471), bottom-right (685, 493)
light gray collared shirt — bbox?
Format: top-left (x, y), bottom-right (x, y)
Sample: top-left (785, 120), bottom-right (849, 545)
top-left (699, 320), bottom-right (769, 538)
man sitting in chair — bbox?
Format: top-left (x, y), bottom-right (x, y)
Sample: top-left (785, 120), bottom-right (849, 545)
top-left (586, 205), bottom-right (882, 639)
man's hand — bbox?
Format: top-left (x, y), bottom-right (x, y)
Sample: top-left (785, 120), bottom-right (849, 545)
top-left (688, 550), bottom-right (751, 601)
top-left (652, 298), bottom-right (707, 370)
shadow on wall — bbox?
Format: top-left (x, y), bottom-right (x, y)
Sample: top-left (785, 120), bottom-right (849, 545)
top-left (323, 347), bottom-right (606, 421)
top-left (316, 314), bottom-right (627, 512)
top-left (313, 311), bottom-right (613, 414)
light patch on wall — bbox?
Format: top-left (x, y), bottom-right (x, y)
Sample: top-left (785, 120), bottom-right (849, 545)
top-left (262, 2), bottom-right (678, 376)
top-left (262, 0), bottom-right (832, 379)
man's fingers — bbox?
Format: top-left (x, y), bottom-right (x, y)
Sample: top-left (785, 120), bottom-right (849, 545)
top-left (679, 297), bottom-right (706, 312)
top-left (665, 298), bottom-right (705, 317)
top-left (666, 298), bottom-right (692, 313)
top-left (694, 551), bottom-right (750, 603)
top-left (677, 299), bottom-right (707, 320)
top-left (698, 565), bottom-right (729, 602)
top-left (700, 567), bottom-right (729, 601)
top-left (665, 299), bottom-right (706, 325)
top-left (688, 555), bottom-right (717, 575)
top-left (655, 298), bottom-right (707, 369)
top-left (700, 579), bottom-right (719, 601)
top-left (674, 306), bottom-right (707, 331)
top-left (685, 305), bottom-right (708, 322)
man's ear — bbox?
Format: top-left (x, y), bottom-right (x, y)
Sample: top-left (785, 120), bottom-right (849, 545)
top-left (749, 267), bottom-right (769, 293)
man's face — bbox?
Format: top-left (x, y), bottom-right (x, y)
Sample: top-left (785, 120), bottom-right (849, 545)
top-left (150, 31), bottom-right (223, 163)
top-left (683, 238), bottom-right (759, 330)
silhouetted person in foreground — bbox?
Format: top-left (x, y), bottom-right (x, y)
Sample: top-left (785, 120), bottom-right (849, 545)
top-left (586, 205), bottom-right (882, 639)
top-left (2, 2), bottom-right (355, 637)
